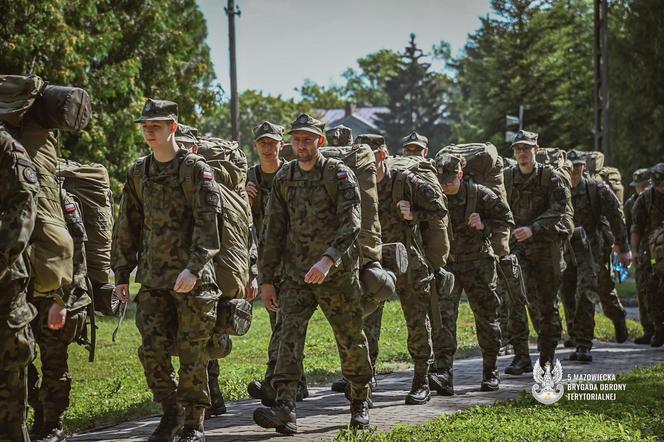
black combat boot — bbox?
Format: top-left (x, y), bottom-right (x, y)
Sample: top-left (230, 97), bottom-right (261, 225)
top-left (405, 369), bottom-right (431, 405)
top-left (331, 377), bottom-right (349, 393)
top-left (538, 350), bottom-right (555, 369)
top-left (176, 424), bottom-right (205, 442)
top-left (29, 405), bottom-right (44, 439)
top-left (296, 380), bottom-right (309, 401)
top-left (563, 338), bottom-right (575, 348)
top-left (253, 400), bottom-right (297, 435)
top-left (614, 318), bottom-right (628, 343)
top-left (651, 329), bottom-right (664, 348)
top-left (480, 368), bottom-right (500, 392)
top-left (504, 354), bottom-right (533, 375)
top-left (349, 400), bottom-right (370, 429)
top-left (34, 421), bottom-right (66, 442)
top-left (247, 379), bottom-right (276, 407)
top-left (634, 332), bottom-right (653, 345)
top-left (428, 367), bottom-right (454, 396)
top-left (148, 404), bottom-right (184, 442)
top-left (205, 379), bottom-right (227, 419)
top-left (574, 346), bottom-right (592, 362)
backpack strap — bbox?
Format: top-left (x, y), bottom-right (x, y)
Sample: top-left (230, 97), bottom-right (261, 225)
top-left (505, 166), bottom-right (515, 201)
top-left (130, 156), bottom-right (147, 204)
top-left (465, 179), bottom-right (479, 222)
top-left (586, 178), bottom-right (601, 227)
top-left (322, 157), bottom-right (341, 204)
top-left (177, 151), bottom-right (200, 204)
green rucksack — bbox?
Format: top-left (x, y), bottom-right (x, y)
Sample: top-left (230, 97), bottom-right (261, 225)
top-left (385, 155), bottom-right (449, 269)
top-left (579, 151), bottom-right (624, 204)
top-left (437, 143), bottom-right (509, 257)
top-left (320, 144), bottom-right (382, 264)
top-left (197, 137), bottom-right (249, 195)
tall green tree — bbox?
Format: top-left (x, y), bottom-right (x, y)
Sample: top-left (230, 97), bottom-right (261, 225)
top-left (0, 0), bottom-right (218, 193)
top-left (376, 34), bottom-right (453, 154)
top-left (341, 49), bottom-right (400, 106)
top-left (296, 79), bottom-right (345, 109)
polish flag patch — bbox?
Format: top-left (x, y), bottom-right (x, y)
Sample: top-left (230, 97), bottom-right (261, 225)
top-left (64, 203), bottom-right (77, 213)
top-left (336, 170), bottom-right (348, 180)
top-left (202, 170), bottom-right (214, 181)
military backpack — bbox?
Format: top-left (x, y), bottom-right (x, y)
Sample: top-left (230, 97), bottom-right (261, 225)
top-left (579, 151), bottom-right (624, 204)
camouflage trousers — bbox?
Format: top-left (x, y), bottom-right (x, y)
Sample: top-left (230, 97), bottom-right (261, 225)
top-left (647, 273), bottom-right (664, 331)
top-left (514, 242), bottom-right (564, 356)
top-left (593, 241), bottom-right (626, 323)
top-left (272, 273), bottom-right (372, 402)
top-left (635, 251), bottom-right (654, 334)
top-left (435, 258), bottom-right (501, 369)
top-left (560, 231), bottom-right (598, 349)
top-left (496, 254), bottom-right (530, 357)
top-left (0, 280), bottom-right (35, 442)
top-left (28, 298), bottom-right (87, 426)
top-left (264, 307), bottom-right (307, 386)
top-left (136, 286), bottom-right (217, 425)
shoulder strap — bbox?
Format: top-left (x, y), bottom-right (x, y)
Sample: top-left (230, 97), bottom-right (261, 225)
top-left (465, 180), bottom-right (479, 221)
top-left (504, 167), bottom-right (515, 201)
top-left (392, 169), bottom-right (409, 204)
top-left (322, 157), bottom-right (341, 204)
top-left (586, 178), bottom-right (601, 218)
top-left (131, 157), bottom-right (147, 203)
top-left (178, 152), bottom-right (200, 204)
top-left (248, 164), bottom-right (261, 185)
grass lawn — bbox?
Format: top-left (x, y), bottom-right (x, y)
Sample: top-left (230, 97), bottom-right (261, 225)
top-left (52, 283), bottom-right (644, 434)
top-left (333, 364), bottom-right (664, 441)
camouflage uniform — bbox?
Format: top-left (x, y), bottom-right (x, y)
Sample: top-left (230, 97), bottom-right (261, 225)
top-left (371, 161), bottom-right (447, 378)
top-left (28, 191), bottom-right (92, 439)
top-left (258, 154), bottom-right (372, 404)
top-left (505, 160), bottom-right (570, 365)
top-left (625, 171), bottom-right (654, 337)
top-left (437, 180), bottom-right (513, 371)
top-left (632, 183), bottom-right (664, 338)
top-left (561, 171), bottom-right (628, 348)
top-left (0, 127), bottom-right (39, 442)
top-left (112, 102), bottom-right (222, 429)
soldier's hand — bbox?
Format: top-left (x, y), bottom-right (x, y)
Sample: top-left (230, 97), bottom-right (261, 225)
top-left (246, 277), bottom-right (258, 302)
top-left (468, 212), bottom-right (485, 230)
top-left (397, 200), bottom-right (413, 221)
top-left (261, 283), bottom-right (278, 312)
top-left (115, 284), bottom-right (131, 303)
top-left (305, 256), bottom-right (334, 284)
top-left (512, 226), bottom-right (533, 242)
top-left (174, 269), bottom-right (198, 293)
top-left (48, 303), bottom-right (67, 330)
top-left (246, 181), bottom-right (258, 205)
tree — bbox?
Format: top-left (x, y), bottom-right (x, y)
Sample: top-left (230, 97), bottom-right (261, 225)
top-left (0, 0), bottom-right (218, 194)
top-left (376, 34), bottom-right (453, 154)
top-left (296, 79), bottom-right (345, 109)
top-left (341, 49), bottom-right (400, 106)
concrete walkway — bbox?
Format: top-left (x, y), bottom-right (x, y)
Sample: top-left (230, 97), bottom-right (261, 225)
top-left (71, 341), bottom-right (664, 441)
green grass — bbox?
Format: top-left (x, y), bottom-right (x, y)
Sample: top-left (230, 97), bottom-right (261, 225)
top-left (333, 365), bottom-right (664, 441)
top-left (51, 282), bottom-right (642, 434)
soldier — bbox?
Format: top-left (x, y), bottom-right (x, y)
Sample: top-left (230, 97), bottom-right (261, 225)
top-left (631, 163), bottom-right (664, 347)
top-left (112, 99), bottom-right (222, 442)
top-left (0, 125), bottom-right (39, 442)
top-left (626, 168), bottom-right (653, 344)
top-left (244, 121), bottom-right (309, 406)
top-left (503, 130), bottom-right (571, 369)
top-left (434, 154), bottom-right (514, 392)
top-left (368, 139), bottom-right (448, 404)
top-left (560, 151), bottom-right (630, 362)
top-left (401, 131), bottom-right (429, 157)
top-left (253, 113), bottom-right (372, 434)
top-left (174, 123), bottom-right (230, 419)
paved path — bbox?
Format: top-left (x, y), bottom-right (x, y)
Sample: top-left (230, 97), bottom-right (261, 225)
top-left (71, 341), bottom-right (664, 441)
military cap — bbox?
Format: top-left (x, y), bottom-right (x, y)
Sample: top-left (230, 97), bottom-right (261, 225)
top-left (134, 98), bottom-right (178, 123)
top-left (401, 131), bottom-right (428, 150)
top-left (567, 150), bottom-right (586, 165)
top-left (355, 133), bottom-right (386, 151)
top-left (253, 121), bottom-right (284, 141)
top-left (511, 129), bottom-right (538, 147)
top-left (175, 124), bottom-right (198, 144)
top-left (650, 163), bottom-right (664, 185)
top-left (288, 113), bottom-right (325, 136)
top-left (630, 168), bottom-right (651, 187)
top-left (436, 153), bottom-right (463, 184)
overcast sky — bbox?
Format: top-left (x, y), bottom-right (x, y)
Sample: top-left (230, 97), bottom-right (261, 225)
top-left (196, 0), bottom-right (491, 98)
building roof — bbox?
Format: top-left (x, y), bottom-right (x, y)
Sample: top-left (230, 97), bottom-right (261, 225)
top-left (316, 106), bottom-right (388, 134)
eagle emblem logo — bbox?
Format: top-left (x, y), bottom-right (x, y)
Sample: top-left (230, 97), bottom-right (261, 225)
top-left (532, 359), bottom-right (565, 405)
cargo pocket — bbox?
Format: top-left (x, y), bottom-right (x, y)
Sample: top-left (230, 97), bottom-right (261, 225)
top-left (0, 324), bottom-right (35, 369)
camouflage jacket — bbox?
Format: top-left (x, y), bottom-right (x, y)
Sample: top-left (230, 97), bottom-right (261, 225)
top-left (376, 165), bottom-right (447, 266)
top-left (505, 163), bottom-right (571, 246)
top-left (112, 149), bottom-right (222, 289)
top-left (572, 176), bottom-right (627, 251)
top-left (632, 187), bottom-right (664, 239)
top-left (258, 154), bottom-right (361, 285)
top-left (0, 127), bottom-right (39, 324)
top-left (447, 181), bottom-right (514, 262)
